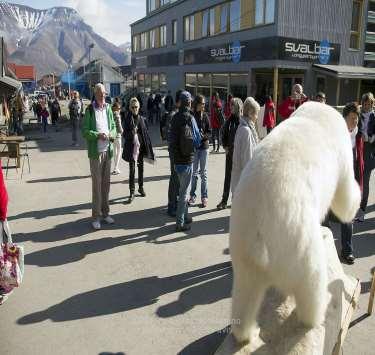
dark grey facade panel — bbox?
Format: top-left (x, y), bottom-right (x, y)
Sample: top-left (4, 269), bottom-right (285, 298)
top-left (277, 0), bottom-right (368, 66)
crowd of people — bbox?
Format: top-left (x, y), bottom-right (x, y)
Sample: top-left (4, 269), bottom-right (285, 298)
top-left (1, 81), bottom-right (374, 307)
top-left (80, 83), bottom-right (375, 267)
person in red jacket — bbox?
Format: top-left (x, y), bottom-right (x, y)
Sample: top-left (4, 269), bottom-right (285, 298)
top-left (224, 93), bottom-right (233, 120)
top-left (278, 84), bottom-right (308, 120)
top-left (210, 92), bottom-right (223, 153)
top-left (0, 159), bottom-right (11, 304)
top-left (263, 96), bottom-right (276, 134)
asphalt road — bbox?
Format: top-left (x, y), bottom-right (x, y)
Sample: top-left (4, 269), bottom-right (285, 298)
top-left (0, 112), bottom-right (374, 355)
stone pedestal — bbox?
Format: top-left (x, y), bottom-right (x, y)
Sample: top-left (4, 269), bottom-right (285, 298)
top-left (215, 227), bottom-right (360, 355)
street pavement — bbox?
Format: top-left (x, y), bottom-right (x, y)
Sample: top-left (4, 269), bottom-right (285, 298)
top-left (0, 111), bottom-right (374, 355)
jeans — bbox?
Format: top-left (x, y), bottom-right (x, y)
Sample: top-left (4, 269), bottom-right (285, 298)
top-left (360, 142), bottom-right (375, 212)
top-left (341, 222), bottom-right (353, 256)
top-left (221, 151), bottom-right (233, 203)
top-left (322, 213), bottom-right (353, 256)
top-left (168, 152), bottom-right (179, 214)
top-left (42, 117), bottom-right (48, 133)
top-left (190, 148), bottom-right (208, 199)
top-left (129, 154), bottom-right (144, 193)
top-left (51, 113), bottom-right (59, 130)
top-left (113, 137), bottom-right (122, 172)
top-left (175, 164), bottom-right (193, 226)
top-left (212, 128), bottom-right (221, 151)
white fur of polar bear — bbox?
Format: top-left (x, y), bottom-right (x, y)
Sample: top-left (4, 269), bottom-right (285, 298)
top-left (229, 102), bottom-right (361, 344)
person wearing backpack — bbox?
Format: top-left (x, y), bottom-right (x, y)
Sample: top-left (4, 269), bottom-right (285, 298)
top-left (69, 91), bottom-right (83, 146)
top-left (50, 98), bottom-right (61, 132)
top-left (169, 91), bottom-right (201, 232)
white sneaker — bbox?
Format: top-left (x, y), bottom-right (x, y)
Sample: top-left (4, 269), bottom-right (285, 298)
top-left (92, 219), bottom-right (101, 230)
top-left (103, 216), bottom-right (115, 224)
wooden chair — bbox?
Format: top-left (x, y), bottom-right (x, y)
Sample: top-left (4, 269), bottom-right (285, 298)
top-left (368, 271), bottom-right (375, 315)
top-left (0, 143), bottom-right (19, 178)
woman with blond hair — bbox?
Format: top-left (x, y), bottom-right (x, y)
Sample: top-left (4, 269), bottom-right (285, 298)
top-left (231, 97), bottom-right (260, 193)
top-left (122, 97), bottom-right (154, 203)
top-left (217, 97), bottom-right (242, 210)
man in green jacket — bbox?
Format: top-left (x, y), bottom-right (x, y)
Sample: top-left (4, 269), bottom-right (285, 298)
top-left (82, 83), bottom-right (117, 230)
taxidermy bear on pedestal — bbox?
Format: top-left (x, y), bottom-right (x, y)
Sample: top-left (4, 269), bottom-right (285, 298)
top-left (229, 102), bottom-right (361, 344)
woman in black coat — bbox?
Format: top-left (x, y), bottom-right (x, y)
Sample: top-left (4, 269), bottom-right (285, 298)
top-left (122, 97), bottom-right (155, 203)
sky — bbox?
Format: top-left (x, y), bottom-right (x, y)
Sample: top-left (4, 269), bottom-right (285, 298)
top-left (11, 0), bottom-right (146, 45)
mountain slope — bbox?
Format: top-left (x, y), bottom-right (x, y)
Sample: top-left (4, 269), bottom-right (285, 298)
top-left (0, 2), bottom-right (127, 76)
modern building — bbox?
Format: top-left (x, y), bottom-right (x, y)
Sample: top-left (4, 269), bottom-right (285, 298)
top-left (131, 0), bottom-right (375, 107)
top-left (62, 59), bottom-right (126, 99)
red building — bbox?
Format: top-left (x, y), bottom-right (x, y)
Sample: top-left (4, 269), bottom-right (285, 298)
top-left (8, 63), bottom-right (36, 92)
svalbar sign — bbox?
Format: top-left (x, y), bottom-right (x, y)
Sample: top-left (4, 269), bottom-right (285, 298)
top-left (210, 41), bottom-right (245, 64)
top-left (182, 37), bottom-right (340, 66)
top-left (280, 38), bottom-right (340, 64)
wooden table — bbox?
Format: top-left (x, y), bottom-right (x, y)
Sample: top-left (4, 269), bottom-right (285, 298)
top-left (0, 136), bottom-right (25, 168)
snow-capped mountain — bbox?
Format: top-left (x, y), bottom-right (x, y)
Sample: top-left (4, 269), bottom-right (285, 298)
top-left (0, 2), bottom-right (127, 76)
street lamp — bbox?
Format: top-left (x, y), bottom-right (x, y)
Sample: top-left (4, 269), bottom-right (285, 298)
top-left (68, 64), bottom-right (72, 98)
top-left (88, 43), bottom-right (95, 99)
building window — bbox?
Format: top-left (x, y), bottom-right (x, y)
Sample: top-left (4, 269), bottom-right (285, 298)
top-left (189, 15), bottom-right (195, 40)
top-left (132, 34), bottom-right (140, 53)
top-left (172, 20), bottom-right (177, 44)
top-left (152, 73), bottom-right (159, 91)
top-left (230, 0), bottom-right (241, 32)
top-left (212, 73), bottom-right (229, 101)
top-left (184, 17), bottom-right (190, 41)
top-left (230, 73), bottom-right (249, 101)
top-left (160, 73), bottom-right (167, 92)
top-left (194, 12), bottom-right (203, 40)
top-left (350, 0), bottom-right (363, 49)
top-left (145, 74), bottom-right (151, 94)
top-left (202, 9), bottom-right (209, 37)
top-left (185, 73), bottom-right (197, 96)
top-left (265, 0), bottom-right (275, 23)
top-left (160, 25), bottom-right (167, 46)
top-left (150, 29), bottom-right (156, 48)
top-left (149, 0), bottom-right (156, 12)
top-left (209, 8), bottom-right (215, 36)
top-left (255, 0), bottom-right (265, 25)
top-left (220, 3), bottom-right (229, 33)
top-left (140, 32), bottom-right (149, 51)
top-left (255, 0), bottom-right (275, 25)
top-left (316, 77), bottom-right (326, 94)
top-left (138, 74), bottom-right (145, 93)
top-left (197, 73), bottom-right (211, 98)
top-left (184, 15), bottom-right (195, 41)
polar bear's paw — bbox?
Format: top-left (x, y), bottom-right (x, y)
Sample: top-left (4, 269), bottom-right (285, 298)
top-left (232, 324), bottom-right (260, 345)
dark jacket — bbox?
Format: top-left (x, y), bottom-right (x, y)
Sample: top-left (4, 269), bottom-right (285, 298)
top-left (164, 95), bottom-right (174, 112)
top-left (358, 111), bottom-right (375, 138)
top-left (170, 107), bottom-right (195, 165)
top-left (122, 112), bottom-right (154, 163)
top-left (194, 111), bottom-right (211, 150)
top-left (221, 114), bottom-right (240, 152)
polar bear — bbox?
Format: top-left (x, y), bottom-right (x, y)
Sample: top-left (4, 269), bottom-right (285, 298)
top-left (229, 102), bottom-right (361, 344)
